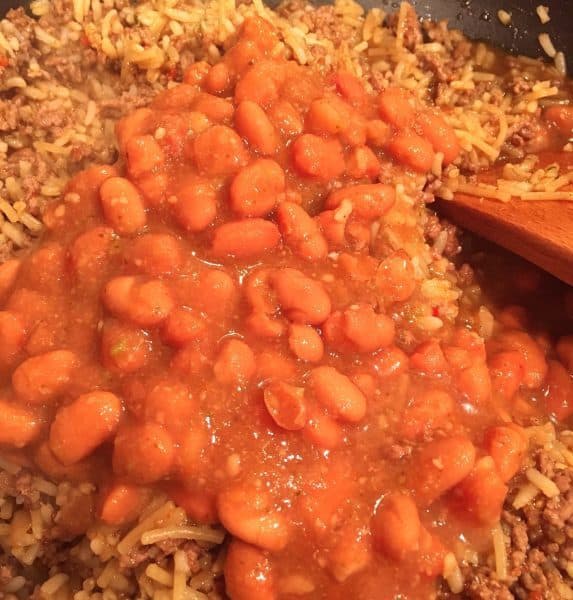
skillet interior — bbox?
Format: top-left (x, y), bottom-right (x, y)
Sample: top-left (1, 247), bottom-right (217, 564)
top-left (2, 0), bottom-right (573, 58)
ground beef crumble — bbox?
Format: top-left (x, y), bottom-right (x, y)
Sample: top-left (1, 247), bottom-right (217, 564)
top-left (0, 463), bottom-right (222, 598)
top-left (386, 3), bottom-right (423, 52)
top-left (119, 539), bottom-right (204, 572)
top-left (440, 438), bottom-right (573, 599)
top-left (424, 212), bottom-right (462, 259)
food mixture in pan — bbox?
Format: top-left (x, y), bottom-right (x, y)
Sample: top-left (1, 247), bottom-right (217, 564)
top-left (0, 1), bottom-right (572, 599)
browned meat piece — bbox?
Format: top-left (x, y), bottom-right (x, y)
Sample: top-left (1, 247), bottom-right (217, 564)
top-left (457, 263), bottom-right (475, 287)
top-left (99, 88), bottom-right (157, 119)
top-left (386, 3), bottom-right (422, 51)
top-left (0, 98), bottom-right (19, 131)
top-left (278, 0), bottom-right (359, 46)
top-left (462, 572), bottom-right (516, 600)
top-left (425, 212), bottom-right (462, 258)
top-left (439, 443), bottom-right (573, 599)
top-left (506, 116), bottom-right (551, 155)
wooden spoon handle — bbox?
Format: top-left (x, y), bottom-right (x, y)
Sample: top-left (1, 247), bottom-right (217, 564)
top-left (435, 151), bottom-right (573, 286)
top-left (435, 194), bottom-right (573, 285)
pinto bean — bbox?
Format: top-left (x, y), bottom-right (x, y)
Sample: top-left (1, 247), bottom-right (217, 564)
top-left (271, 268), bottom-right (331, 325)
top-left (310, 366), bottom-right (367, 423)
top-left (277, 202), bottom-right (328, 261)
top-left (386, 130), bottom-right (435, 173)
top-left (113, 421), bottom-right (175, 484)
top-left (212, 219), bottom-right (281, 259)
top-left (171, 348), bottom-right (210, 381)
top-left (174, 179), bottom-right (218, 232)
top-left (341, 304), bottom-right (395, 353)
top-left (125, 134), bottom-right (164, 179)
top-left (102, 276), bottom-right (174, 328)
top-left (153, 84), bottom-right (198, 111)
top-left (192, 94), bottom-right (234, 125)
top-left (263, 381), bottom-right (307, 430)
top-left (306, 97), bottom-right (348, 135)
top-left (488, 330), bottom-right (548, 389)
top-left (205, 62), bottom-right (232, 95)
top-left (373, 346), bottom-right (409, 379)
top-left (346, 146), bottom-right (380, 179)
top-left (163, 482), bottom-right (217, 525)
top-left (218, 482), bottom-right (289, 551)
top-left (125, 233), bottom-right (184, 276)
top-left (416, 526), bottom-right (448, 578)
top-left (409, 341), bottom-right (449, 376)
top-left (100, 177), bottom-right (146, 236)
top-left (377, 87), bottom-right (418, 128)
top-left (488, 351), bottom-right (526, 400)
top-left (326, 184), bottom-right (395, 220)
top-left (327, 526), bottom-right (372, 583)
top-left (0, 311), bottom-right (27, 370)
top-left (256, 350), bottom-right (297, 383)
top-left (101, 320), bottom-right (150, 373)
top-left (116, 107), bottom-right (154, 154)
top-left (414, 111), bottom-right (460, 164)
top-left (366, 119), bottom-right (391, 147)
top-left (268, 99), bottom-right (303, 138)
top-left (196, 270), bottom-right (238, 319)
top-left (234, 60), bottom-right (285, 107)
top-left (288, 324), bottom-right (324, 363)
top-left (225, 540), bottom-right (277, 600)
top-left (34, 441), bottom-right (104, 483)
top-left (70, 227), bottom-right (115, 286)
top-left (291, 134), bottom-right (345, 180)
top-left (334, 70), bottom-right (367, 104)
top-left (451, 457), bottom-right (508, 525)
top-left (0, 397), bottom-right (43, 448)
top-left (246, 312), bottom-right (286, 339)
top-left (455, 362), bottom-right (492, 404)
top-left (302, 405), bottom-right (345, 449)
top-left (182, 61), bottom-right (210, 85)
top-left (411, 435), bottom-right (476, 506)
top-left (213, 339), bottom-right (256, 387)
top-left (323, 304), bottom-right (394, 355)
top-left (0, 259), bottom-right (21, 302)
top-left (100, 484), bottom-right (152, 527)
top-left (376, 250), bottom-right (417, 302)
top-left (484, 425), bottom-right (528, 482)
top-left (193, 125), bottom-right (249, 176)
top-left (243, 269), bottom-right (276, 313)
top-left (371, 493), bottom-right (421, 560)
top-left (176, 429), bottom-right (209, 481)
top-left (143, 381), bottom-right (193, 430)
top-left (230, 159), bottom-right (285, 217)
top-left (162, 307), bottom-right (208, 347)
top-left (402, 389), bottom-right (455, 440)
top-left (49, 391), bottom-right (121, 465)
top-left (12, 350), bottom-right (78, 405)
top-left (315, 210), bottom-right (346, 249)
top-left (235, 101), bottom-right (280, 155)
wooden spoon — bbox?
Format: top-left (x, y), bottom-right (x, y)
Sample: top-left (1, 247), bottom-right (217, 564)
top-left (434, 152), bottom-right (573, 286)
